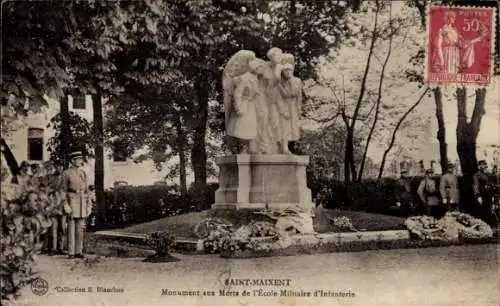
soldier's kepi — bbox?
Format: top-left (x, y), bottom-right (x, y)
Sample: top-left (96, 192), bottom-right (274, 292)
top-left (59, 150), bottom-right (91, 259)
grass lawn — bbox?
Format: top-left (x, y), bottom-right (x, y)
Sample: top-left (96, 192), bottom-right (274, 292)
top-left (114, 208), bottom-right (406, 239)
top-left (119, 210), bottom-right (211, 239)
top-left (315, 208), bottom-right (406, 232)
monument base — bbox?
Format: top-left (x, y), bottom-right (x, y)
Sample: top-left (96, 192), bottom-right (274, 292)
top-left (212, 154), bottom-right (314, 214)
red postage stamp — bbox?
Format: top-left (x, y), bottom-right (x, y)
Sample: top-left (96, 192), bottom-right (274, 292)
top-left (425, 6), bottom-right (496, 86)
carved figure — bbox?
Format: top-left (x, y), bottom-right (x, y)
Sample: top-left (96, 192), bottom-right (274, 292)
top-left (277, 53), bottom-right (302, 153)
top-left (222, 50), bottom-right (257, 153)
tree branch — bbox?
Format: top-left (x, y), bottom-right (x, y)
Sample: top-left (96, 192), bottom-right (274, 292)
top-left (359, 3), bottom-right (393, 181)
top-left (377, 87), bottom-right (429, 179)
top-left (469, 88), bottom-right (486, 138)
top-left (349, 0), bottom-right (380, 131)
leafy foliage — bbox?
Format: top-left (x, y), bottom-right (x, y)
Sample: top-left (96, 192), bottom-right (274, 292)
top-left (102, 0), bottom-right (355, 184)
top-left (46, 112), bottom-right (94, 166)
top-left (1, 1), bottom-right (72, 106)
top-left (1, 184), bottom-right (53, 301)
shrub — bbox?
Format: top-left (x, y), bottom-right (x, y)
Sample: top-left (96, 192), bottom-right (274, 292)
top-left (91, 182), bottom-right (220, 230)
top-left (91, 174), bottom-right (497, 230)
top-left (311, 175), bottom-right (498, 217)
top-left (1, 184), bottom-right (52, 301)
top-left (145, 231), bottom-right (175, 255)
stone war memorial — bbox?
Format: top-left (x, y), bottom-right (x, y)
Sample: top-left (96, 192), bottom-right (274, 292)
top-left (210, 47), bottom-right (315, 236)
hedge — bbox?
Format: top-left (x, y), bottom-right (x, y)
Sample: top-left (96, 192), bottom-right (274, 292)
top-left (90, 175), bottom-right (498, 230)
top-left (89, 183), bottom-right (218, 230)
top-left (310, 175), bottom-right (499, 217)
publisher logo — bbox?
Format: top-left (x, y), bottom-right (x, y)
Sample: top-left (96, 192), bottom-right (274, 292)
top-left (31, 277), bottom-right (49, 296)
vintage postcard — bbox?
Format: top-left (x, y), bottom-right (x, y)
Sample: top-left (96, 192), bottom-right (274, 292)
top-left (1, 1), bottom-right (499, 306)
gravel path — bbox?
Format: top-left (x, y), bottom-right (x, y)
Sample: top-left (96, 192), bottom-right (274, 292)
top-left (8, 244), bottom-right (499, 306)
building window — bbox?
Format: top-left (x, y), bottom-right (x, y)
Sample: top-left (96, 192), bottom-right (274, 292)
top-left (112, 140), bottom-right (128, 162)
top-left (72, 95), bottom-right (86, 109)
top-left (27, 128), bottom-right (44, 161)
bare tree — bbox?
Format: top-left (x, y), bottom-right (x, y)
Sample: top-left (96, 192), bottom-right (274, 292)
top-left (358, 4), bottom-right (395, 181)
top-left (378, 87), bottom-right (430, 179)
top-left (342, 0), bottom-right (382, 182)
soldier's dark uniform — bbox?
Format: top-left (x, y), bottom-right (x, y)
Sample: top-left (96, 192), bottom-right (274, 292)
top-left (473, 161), bottom-right (495, 225)
top-left (41, 162), bottom-right (66, 254)
top-left (395, 170), bottom-right (414, 216)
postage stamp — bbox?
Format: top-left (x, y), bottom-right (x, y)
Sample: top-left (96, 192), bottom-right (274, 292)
top-left (425, 5), bottom-right (496, 87)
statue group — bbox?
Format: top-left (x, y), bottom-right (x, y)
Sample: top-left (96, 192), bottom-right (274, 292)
top-left (223, 47), bottom-right (303, 155)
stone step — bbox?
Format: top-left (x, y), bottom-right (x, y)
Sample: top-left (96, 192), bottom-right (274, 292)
top-left (95, 229), bottom-right (411, 254)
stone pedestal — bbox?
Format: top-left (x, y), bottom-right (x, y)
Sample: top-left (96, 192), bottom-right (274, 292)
top-left (212, 154), bottom-right (313, 213)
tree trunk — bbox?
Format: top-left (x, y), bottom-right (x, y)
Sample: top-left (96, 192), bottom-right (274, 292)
top-left (434, 87), bottom-right (448, 173)
top-left (1, 138), bottom-right (19, 176)
top-left (344, 130), bottom-right (357, 182)
top-left (456, 87), bottom-right (486, 176)
top-left (344, 141), bottom-right (350, 182)
top-left (191, 78), bottom-right (208, 187)
top-left (92, 94), bottom-right (105, 225)
top-left (175, 117), bottom-right (188, 196)
top-left (60, 94), bottom-right (71, 169)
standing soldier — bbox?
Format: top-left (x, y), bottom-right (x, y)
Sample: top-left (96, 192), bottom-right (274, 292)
top-left (418, 169), bottom-right (441, 218)
top-left (440, 163), bottom-right (460, 212)
top-left (395, 169), bottom-right (414, 216)
top-left (473, 160), bottom-right (495, 225)
top-left (42, 161), bottom-right (66, 255)
top-left (59, 151), bottom-right (91, 259)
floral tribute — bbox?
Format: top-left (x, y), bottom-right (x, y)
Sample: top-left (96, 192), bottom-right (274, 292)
top-left (330, 216), bottom-right (358, 232)
top-left (405, 212), bottom-right (493, 241)
top-left (1, 184), bottom-right (53, 301)
top-left (194, 217), bottom-right (292, 256)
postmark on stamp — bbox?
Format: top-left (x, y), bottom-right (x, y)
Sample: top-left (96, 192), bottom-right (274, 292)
top-left (425, 5), bottom-right (496, 87)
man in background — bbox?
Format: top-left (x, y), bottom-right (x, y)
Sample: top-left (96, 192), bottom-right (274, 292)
top-left (473, 160), bottom-right (496, 225)
top-left (418, 169), bottom-right (442, 218)
top-left (440, 163), bottom-right (460, 212)
top-left (60, 151), bottom-right (91, 259)
top-left (395, 169), bottom-right (414, 216)
top-left (42, 161), bottom-right (66, 255)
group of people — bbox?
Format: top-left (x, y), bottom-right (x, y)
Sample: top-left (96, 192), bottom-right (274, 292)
top-left (8, 151), bottom-right (92, 259)
top-left (223, 47), bottom-right (302, 155)
top-left (397, 160), bottom-right (498, 225)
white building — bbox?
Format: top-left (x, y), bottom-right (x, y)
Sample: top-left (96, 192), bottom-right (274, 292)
top-left (3, 95), bottom-right (195, 188)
